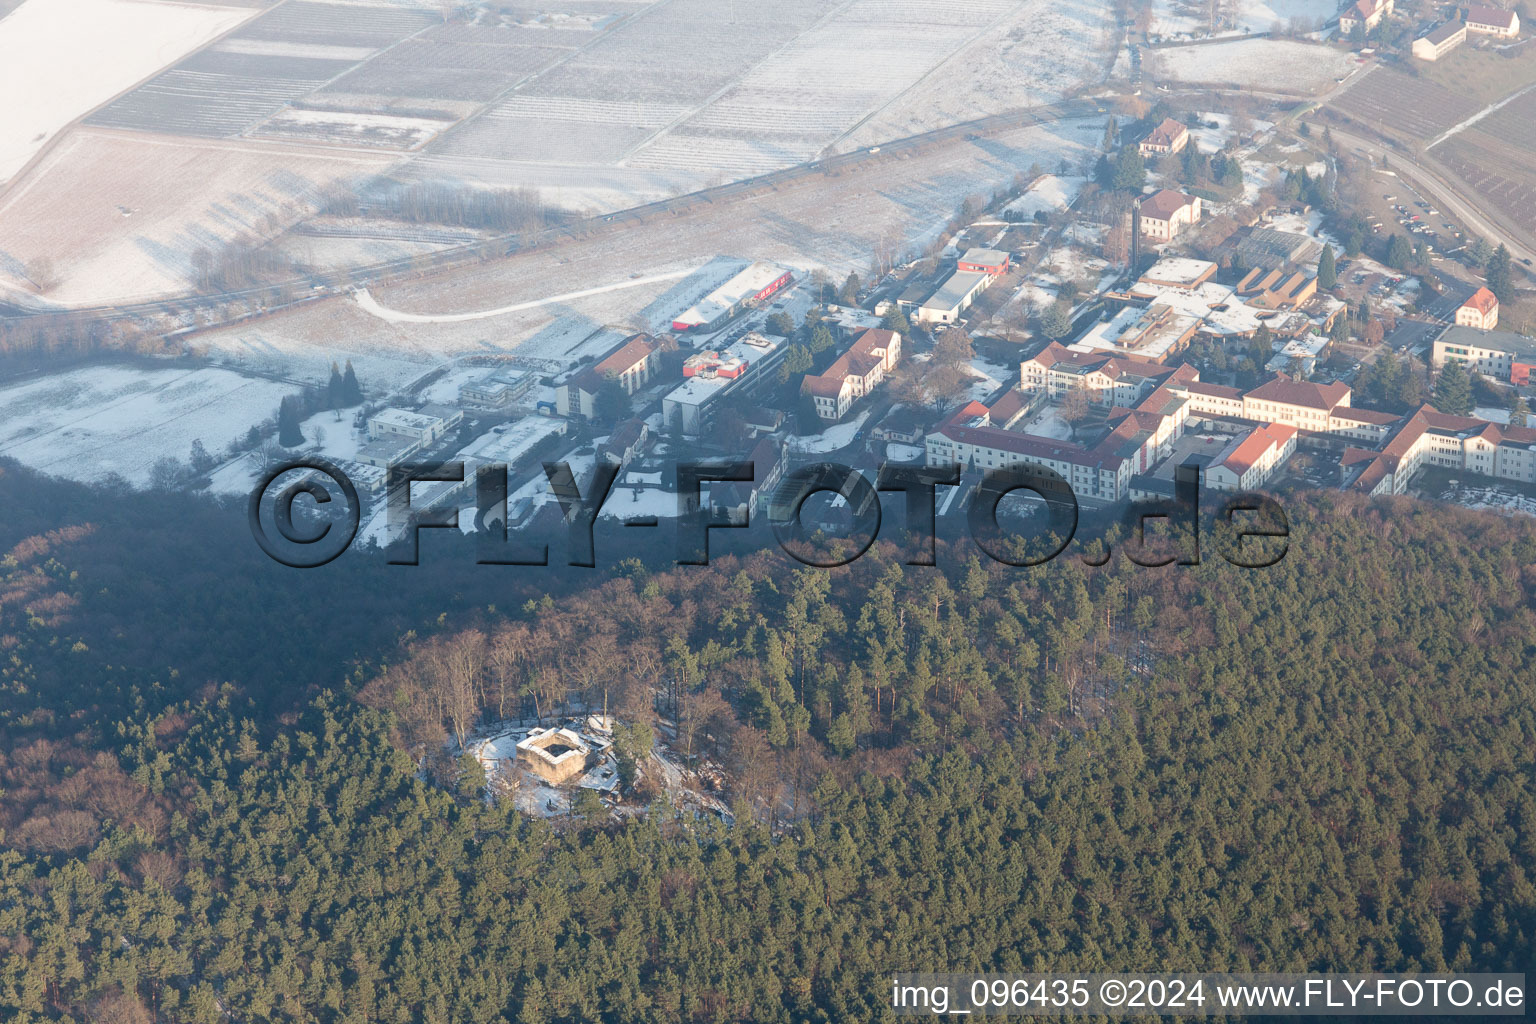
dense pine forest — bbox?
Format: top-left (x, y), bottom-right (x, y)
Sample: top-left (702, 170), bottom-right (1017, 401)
top-left (1, 457), bottom-right (1534, 1021)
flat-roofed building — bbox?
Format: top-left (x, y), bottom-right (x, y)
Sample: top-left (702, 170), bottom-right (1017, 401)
top-left (1433, 325), bottom-right (1536, 383)
top-left (461, 369), bottom-right (535, 409)
top-left (670, 262), bottom-right (792, 332)
top-left (369, 407), bottom-right (457, 445)
top-left (957, 247), bottom-right (1011, 274)
top-left (662, 331), bottom-right (784, 436)
top-left (916, 270), bottom-right (992, 325)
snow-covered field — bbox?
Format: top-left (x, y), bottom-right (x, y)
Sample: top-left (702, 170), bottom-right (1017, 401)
top-left (839, 0), bottom-right (1111, 147)
top-left (0, 364), bottom-right (293, 486)
top-left (0, 131), bottom-right (391, 304)
top-left (0, 0), bottom-right (253, 183)
top-left (1153, 38), bottom-right (1354, 94)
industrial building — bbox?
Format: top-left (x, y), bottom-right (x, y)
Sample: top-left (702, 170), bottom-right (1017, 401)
top-left (670, 262), bottom-right (792, 332)
top-left (916, 270), bottom-right (992, 325)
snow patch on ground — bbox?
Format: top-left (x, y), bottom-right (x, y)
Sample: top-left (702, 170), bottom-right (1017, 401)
top-left (789, 410), bottom-right (870, 454)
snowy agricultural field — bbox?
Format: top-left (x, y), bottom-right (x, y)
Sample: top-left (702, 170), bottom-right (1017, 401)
top-left (0, 0), bottom-right (253, 184)
top-left (839, 0), bottom-right (1112, 148)
top-left (0, 364), bottom-right (295, 486)
top-left (0, 131), bottom-right (391, 305)
top-left (1154, 39), bottom-right (1354, 93)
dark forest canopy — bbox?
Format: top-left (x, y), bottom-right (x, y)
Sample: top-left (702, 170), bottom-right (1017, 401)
top-left (1, 459), bottom-right (1535, 1021)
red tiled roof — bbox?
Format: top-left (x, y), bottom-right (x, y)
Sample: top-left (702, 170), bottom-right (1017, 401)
top-left (1461, 286), bottom-right (1499, 315)
top-left (1180, 381), bottom-right (1244, 401)
top-left (1143, 118), bottom-right (1186, 149)
top-left (1333, 407), bottom-right (1402, 425)
top-left (1245, 374), bottom-right (1350, 411)
top-left (988, 388), bottom-right (1030, 423)
top-left (1466, 4), bottom-right (1516, 28)
top-left (801, 327), bottom-right (897, 397)
top-left (1139, 189), bottom-right (1197, 221)
top-left (594, 333), bottom-right (657, 376)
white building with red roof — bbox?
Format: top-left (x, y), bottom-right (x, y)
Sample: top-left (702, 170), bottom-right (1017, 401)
top-left (1138, 118), bottom-right (1189, 158)
top-left (801, 328), bottom-right (902, 421)
top-left (1204, 423), bottom-right (1298, 491)
top-left (1455, 286), bottom-right (1500, 330)
top-left (1138, 189), bottom-right (1202, 241)
top-left (1340, 0), bottom-right (1393, 35)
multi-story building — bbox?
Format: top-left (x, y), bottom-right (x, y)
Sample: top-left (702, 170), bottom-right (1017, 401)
top-left (1168, 374), bottom-right (1400, 441)
top-left (1021, 342), bottom-right (1200, 405)
top-left (1412, 19), bottom-right (1467, 59)
top-left (1455, 286), bottom-right (1500, 330)
top-left (801, 328), bottom-right (903, 421)
top-left (1204, 423), bottom-right (1298, 491)
top-left (1433, 325), bottom-right (1536, 384)
top-left (662, 332), bottom-right (784, 436)
top-left (1138, 189), bottom-right (1202, 241)
top-left (1340, 0), bottom-right (1393, 35)
top-left (1137, 118), bottom-right (1189, 158)
top-left (557, 333), bottom-right (661, 418)
top-left (925, 384), bottom-right (1192, 503)
top-left (1465, 4), bottom-right (1519, 35)
top-left (1346, 406), bottom-right (1536, 494)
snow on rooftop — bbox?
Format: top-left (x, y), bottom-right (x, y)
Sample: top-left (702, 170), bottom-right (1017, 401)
top-left (1142, 256), bottom-right (1216, 287)
top-left (671, 261), bottom-right (788, 329)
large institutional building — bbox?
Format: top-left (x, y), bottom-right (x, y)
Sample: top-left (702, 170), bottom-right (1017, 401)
top-left (801, 328), bottom-right (903, 421)
top-left (1433, 326), bottom-right (1536, 385)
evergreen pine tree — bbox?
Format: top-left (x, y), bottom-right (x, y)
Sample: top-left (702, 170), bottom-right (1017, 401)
top-left (1486, 244), bottom-right (1514, 305)
top-left (1317, 244), bottom-right (1337, 290)
top-left (278, 396), bottom-right (305, 448)
top-left (328, 362), bottom-right (344, 409)
top-left (1433, 361), bottom-right (1473, 416)
top-left (342, 361), bottom-right (363, 405)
